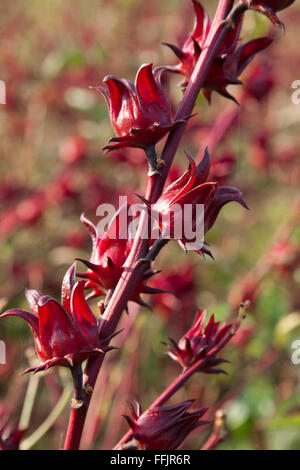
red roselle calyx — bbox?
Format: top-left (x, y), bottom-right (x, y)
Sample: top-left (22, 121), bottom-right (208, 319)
top-left (0, 264), bottom-right (108, 374)
top-left (165, 309), bottom-right (235, 372)
top-left (122, 399), bottom-right (209, 450)
top-left (94, 63), bottom-right (188, 175)
top-left (77, 207), bottom-right (163, 308)
top-left (268, 240), bottom-right (300, 277)
top-left (163, 0), bottom-right (273, 103)
top-left (150, 149), bottom-right (248, 256)
top-left (250, 1), bottom-right (295, 26)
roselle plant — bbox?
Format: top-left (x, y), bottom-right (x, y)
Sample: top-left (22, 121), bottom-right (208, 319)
top-left (0, 0), bottom-right (296, 451)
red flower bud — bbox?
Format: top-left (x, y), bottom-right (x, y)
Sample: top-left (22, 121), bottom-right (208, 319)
top-left (0, 264), bottom-right (103, 374)
top-left (165, 309), bottom-right (234, 372)
top-left (95, 63), bottom-right (186, 156)
top-left (123, 399), bottom-right (209, 450)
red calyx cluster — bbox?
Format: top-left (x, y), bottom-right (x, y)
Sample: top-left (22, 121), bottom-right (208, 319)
top-left (165, 309), bottom-right (235, 373)
top-left (95, 63), bottom-right (188, 175)
top-left (0, 264), bottom-right (108, 374)
top-left (163, 0), bottom-right (273, 103)
top-left (122, 399), bottom-right (209, 450)
top-left (77, 207), bottom-right (164, 309)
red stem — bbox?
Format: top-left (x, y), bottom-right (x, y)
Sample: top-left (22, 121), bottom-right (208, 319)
top-left (63, 0), bottom-right (239, 450)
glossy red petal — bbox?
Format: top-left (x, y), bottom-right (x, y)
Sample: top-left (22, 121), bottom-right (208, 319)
top-left (92, 85), bottom-right (111, 107)
top-left (71, 281), bottom-right (97, 332)
top-left (103, 76), bottom-right (134, 121)
top-left (37, 297), bottom-right (79, 358)
top-left (175, 181), bottom-right (217, 207)
top-left (135, 63), bottom-right (169, 112)
top-left (0, 308), bottom-right (39, 336)
top-left (167, 152), bottom-right (197, 205)
top-left (227, 36), bottom-right (274, 79)
top-left (80, 213), bottom-right (99, 248)
top-left (190, 1), bottom-right (210, 48)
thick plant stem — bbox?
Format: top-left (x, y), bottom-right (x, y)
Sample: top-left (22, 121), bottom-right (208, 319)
top-left (86, 0), bottom-right (242, 384)
top-left (63, 0), bottom-right (240, 450)
top-left (63, 365), bottom-right (85, 450)
top-left (63, 405), bottom-right (87, 450)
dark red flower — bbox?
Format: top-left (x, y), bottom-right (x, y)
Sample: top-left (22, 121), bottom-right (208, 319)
top-left (122, 399), bottom-right (209, 450)
top-left (150, 149), bottom-right (247, 255)
top-left (77, 207), bottom-right (162, 308)
top-left (250, 0), bottom-right (295, 26)
top-left (95, 63), bottom-right (186, 174)
top-left (0, 264), bottom-right (104, 374)
top-left (162, 0), bottom-right (212, 86)
top-left (208, 35), bottom-right (273, 103)
top-left (163, 0), bottom-right (273, 102)
top-left (165, 309), bottom-right (235, 372)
